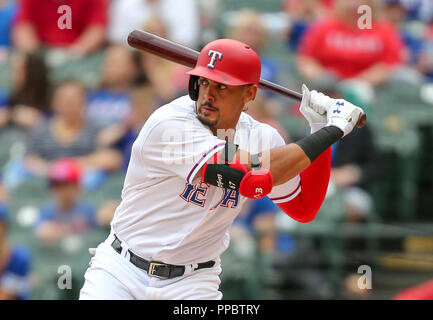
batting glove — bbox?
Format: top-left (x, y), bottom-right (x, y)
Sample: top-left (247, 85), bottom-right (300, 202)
top-left (326, 99), bottom-right (364, 137)
top-left (300, 84), bottom-right (328, 133)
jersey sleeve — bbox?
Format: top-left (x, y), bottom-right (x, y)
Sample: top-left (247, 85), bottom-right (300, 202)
top-left (265, 128), bottom-right (301, 203)
top-left (140, 115), bottom-right (226, 184)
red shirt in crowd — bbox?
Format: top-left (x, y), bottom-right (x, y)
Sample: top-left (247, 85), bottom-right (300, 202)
top-left (298, 18), bottom-right (404, 79)
top-left (14, 0), bottom-right (108, 48)
top-left (394, 279), bottom-right (433, 300)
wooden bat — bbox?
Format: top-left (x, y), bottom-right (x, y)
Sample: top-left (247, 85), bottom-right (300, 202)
top-left (127, 30), bottom-right (367, 128)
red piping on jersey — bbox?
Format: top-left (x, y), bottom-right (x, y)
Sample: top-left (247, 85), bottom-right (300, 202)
top-left (270, 182), bottom-right (301, 201)
top-left (187, 142), bottom-right (226, 182)
top-left (277, 147), bottom-right (331, 223)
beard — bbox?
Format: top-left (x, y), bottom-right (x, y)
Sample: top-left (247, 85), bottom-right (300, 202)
top-left (196, 102), bottom-right (219, 128)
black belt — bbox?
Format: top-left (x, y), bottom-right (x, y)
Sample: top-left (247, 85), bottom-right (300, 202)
top-left (111, 235), bottom-right (215, 279)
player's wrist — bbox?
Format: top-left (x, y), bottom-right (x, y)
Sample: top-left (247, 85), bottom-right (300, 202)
top-left (310, 123), bottom-right (326, 134)
top-left (295, 126), bottom-right (343, 162)
top-left (326, 118), bottom-right (353, 137)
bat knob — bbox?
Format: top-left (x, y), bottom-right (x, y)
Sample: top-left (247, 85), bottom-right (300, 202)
top-left (356, 113), bottom-right (367, 128)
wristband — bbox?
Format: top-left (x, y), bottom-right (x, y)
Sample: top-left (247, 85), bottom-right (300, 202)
top-left (295, 126), bottom-right (343, 162)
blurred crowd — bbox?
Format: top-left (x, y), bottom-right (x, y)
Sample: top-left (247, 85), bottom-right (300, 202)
top-left (0, 0), bottom-right (432, 300)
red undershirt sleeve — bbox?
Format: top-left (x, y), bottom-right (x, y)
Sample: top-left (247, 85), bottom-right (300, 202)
top-left (276, 147), bottom-right (331, 223)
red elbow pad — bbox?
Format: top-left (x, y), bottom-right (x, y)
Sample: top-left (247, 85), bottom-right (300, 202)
top-left (201, 152), bottom-right (273, 199)
top-left (239, 168), bottom-right (273, 199)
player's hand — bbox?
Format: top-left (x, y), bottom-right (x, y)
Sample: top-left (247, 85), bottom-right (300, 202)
top-left (300, 84), bottom-right (327, 133)
top-left (326, 99), bottom-right (364, 137)
top-left (301, 84), bottom-right (335, 115)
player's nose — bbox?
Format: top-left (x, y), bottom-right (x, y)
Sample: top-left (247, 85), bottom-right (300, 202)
top-left (202, 86), bottom-right (216, 103)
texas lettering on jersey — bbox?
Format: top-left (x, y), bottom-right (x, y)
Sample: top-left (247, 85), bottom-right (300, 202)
top-left (180, 182), bottom-right (239, 209)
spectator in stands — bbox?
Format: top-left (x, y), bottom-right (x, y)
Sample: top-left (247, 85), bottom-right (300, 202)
top-left (228, 10), bottom-right (280, 84)
top-left (383, 0), bottom-right (430, 86)
top-left (116, 86), bottom-right (158, 169)
top-left (0, 175), bottom-right (7, 202)
top-left (330, 108), bottom-right (382, 223)
top-left (234, 197), bottom-right (283, 255)
top-left (313, 83), bottom-right (382, 222)
top-left (108, 0), bottom-right (200, 49)
top-left (296, 0), bottom-right (405, 87)
top-left (12, 0), bottom-right (108, 57)
top-left (0, 204), bottom-right (32, 300)
top-left (35, 159), bottom-right (97, 244)
top-left (0, 104), bottom-right (7, 130)
top-left (0, 0), bottom-right (17, 49)
top-left (284, 0), bottom-right (325, 51)
top-left (139, 16), bottom-right (189, 104)
top-left (87, 45), bottom-right (138, 127)
top-left (24, 80), bottom-right (122, 186)
top-left (1, 52), bottom-right (50, 130)
top-left (399, 0), bottom-right (433, 24)
top-left (97, 85), bottom-right (159, 170)
top-left (331, 126), bottom-right (380, 222)
top-left (417, 24), bottom-right (433, 81)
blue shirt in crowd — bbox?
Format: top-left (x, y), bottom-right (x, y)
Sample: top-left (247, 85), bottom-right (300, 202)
top-left (87, 90), bottom-right (132, 127)
top-left (0, 245), bottom-right (32, 300)
top-left (0, 1), bottom-right (17, 47)
top-left (36, 202), bottom-right (97, 232)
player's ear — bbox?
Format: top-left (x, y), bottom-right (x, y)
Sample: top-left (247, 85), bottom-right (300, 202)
top-left (242, 85), bottom-right (258, 104)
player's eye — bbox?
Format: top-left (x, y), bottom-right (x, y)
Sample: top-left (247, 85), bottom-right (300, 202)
top-left (198, 79), bottom-right (209, 87)
top-left (217, 84), bottom-right (227, 90)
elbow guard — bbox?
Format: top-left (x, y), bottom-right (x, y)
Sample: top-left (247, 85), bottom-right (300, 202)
top-left (201, 145), bottom-right (273, 199)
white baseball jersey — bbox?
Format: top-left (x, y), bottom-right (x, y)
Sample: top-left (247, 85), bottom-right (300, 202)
top-left (111, 95), bottom-right (301, 265)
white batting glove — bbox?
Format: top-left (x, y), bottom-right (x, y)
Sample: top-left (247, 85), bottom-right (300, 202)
top-left (326, 99), bottom-right (364, 137)
top-left (300, 84), bottom-right (327, 133)
top-left (308, 86), bottom-right (335, 116)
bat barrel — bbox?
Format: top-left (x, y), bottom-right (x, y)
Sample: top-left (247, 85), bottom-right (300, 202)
top-left (127, 30), bottom-right (367, 128)
top-left (128, 30), bottom-right (199, 68)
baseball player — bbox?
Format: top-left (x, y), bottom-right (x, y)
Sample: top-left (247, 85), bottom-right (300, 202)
top-left (79, 39), bottom-right (364, 300)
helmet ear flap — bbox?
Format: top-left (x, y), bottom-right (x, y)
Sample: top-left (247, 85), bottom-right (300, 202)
top-left (188, 75), bottom-right (199, 101)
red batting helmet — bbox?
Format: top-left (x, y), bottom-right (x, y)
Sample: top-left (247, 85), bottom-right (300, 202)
top-left (187, 39), bottom-right (261, 101)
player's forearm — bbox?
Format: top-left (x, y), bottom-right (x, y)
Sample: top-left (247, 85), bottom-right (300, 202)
top-left (236, 143), bottom-right (310, 186)
top-left (236, 126), bottom-right (342, 186)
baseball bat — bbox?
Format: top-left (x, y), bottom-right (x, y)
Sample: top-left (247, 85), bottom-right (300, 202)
top-left (127, 30), bottom-right (367, 128)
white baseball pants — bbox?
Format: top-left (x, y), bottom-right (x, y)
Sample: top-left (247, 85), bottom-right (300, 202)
top-left (79, 232), bottom-right (223, 300)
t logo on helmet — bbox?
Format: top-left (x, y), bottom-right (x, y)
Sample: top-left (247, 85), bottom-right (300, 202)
top-left (207, 50), bottom-right (223, 69)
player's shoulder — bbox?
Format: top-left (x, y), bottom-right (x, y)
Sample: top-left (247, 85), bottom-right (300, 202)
top-left (145, 95), bottom-right (196, 127)
top-left (238, 112), bottom-right (280, 136)
top-left (238, 112), bottom-right (285, 149)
